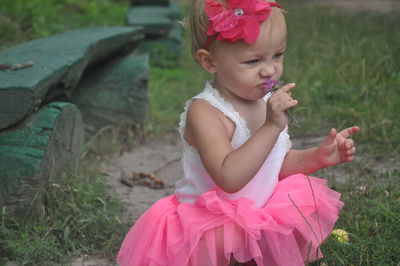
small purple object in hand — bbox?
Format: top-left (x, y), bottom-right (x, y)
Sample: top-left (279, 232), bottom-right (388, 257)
top-left (263, 79), bottom-right (297, 125)
top-left (263, 79), bottom-right (283, 93)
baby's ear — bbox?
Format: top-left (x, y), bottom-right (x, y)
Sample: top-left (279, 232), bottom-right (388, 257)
top-left (196, 49), bottom-right (216, 74)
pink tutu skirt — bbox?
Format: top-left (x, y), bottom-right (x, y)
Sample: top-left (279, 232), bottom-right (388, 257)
top-left (117, 174), bottom-right (344, 266)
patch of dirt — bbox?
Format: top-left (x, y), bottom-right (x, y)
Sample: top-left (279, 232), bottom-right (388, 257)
top-left (104, 138), bottom-right (182, 223)
top-left (71, 255), bottom-right (115, 266)
top-left (71, 137), bottom-right (182, 266)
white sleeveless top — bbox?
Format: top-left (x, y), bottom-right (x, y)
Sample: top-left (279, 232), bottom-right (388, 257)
top-left (174, 82), bottom-right (292, 208)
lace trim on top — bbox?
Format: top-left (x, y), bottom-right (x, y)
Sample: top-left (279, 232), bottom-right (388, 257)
top-left (179, 81), bottom-right (251, 147)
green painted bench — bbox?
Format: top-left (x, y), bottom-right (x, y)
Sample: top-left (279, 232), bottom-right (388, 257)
top-left (0, 26), bottom-right (151, 215)
top-left (0, 102), bottom-right (84, 215)
top-left (126, 4), bottom-right (182, 67)
top-left (126, 5), bottom-right (180, 37)
top-left (68, 53), bottom-right (149, 137)
top-left (0, 26), bottom-right (144, 131)
top-left (131, 0), bottom-right (170, 7)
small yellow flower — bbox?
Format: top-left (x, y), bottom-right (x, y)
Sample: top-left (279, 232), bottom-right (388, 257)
top-left (331, 229), bottom-right (350, 243)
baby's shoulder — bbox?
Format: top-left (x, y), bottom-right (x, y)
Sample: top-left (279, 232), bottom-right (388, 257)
top-left (187, 98), bottom-right (223, 124)
top-left (186, 99), bottom-right (235, 141)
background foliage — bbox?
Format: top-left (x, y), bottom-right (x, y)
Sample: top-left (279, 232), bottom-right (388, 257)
top-left (0, 0), bottom-right (129, 49)
top-left (283, 3), bottom-right (400, 157)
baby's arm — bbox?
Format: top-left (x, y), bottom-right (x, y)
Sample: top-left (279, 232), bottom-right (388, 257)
top-left (279, 126), bottom-right (360, 179)
top-left (185, 84), bottom-right (297, 193)
top-left (185, 100), bottom-right (280, 193)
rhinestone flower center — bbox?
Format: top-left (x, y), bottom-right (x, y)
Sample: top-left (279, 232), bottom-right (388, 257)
top-left (234, 8), bottom-right (244, 16)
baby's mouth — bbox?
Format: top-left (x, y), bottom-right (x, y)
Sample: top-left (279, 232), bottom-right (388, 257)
top-left (263, 79), bottom-right (283, 93)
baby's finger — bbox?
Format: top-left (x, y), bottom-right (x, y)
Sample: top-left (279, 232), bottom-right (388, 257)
top-left (345, 155), bottom-right (354, 162)
top-left (342, 140), bottom-right (356, 161)
top-left (346, 147), bottom-right (356, 156)
top-left (278, 82), bottom-right (296, 93)
top-left (345, 139), bottom-right (354, 150)
top-left (339, 126), bottom-right (360, 138)
top-left (285, 98), bottom-right (298, 110)
top-left (323, 128), bottom-right (337, 146)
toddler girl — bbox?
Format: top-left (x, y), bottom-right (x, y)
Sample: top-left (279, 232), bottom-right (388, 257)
top-left (117, 0), bottom-right (360, 265)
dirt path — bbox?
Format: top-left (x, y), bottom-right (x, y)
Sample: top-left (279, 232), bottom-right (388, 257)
top-left (105, 137), bottom-right (182, 223)
top-left (71, 137), bottom-right (182, 266)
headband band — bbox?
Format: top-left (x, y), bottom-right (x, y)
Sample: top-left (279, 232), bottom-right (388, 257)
top-left (204, 0), bottom-right (282, 49)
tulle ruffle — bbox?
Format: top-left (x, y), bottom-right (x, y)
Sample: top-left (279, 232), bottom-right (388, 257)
top-left (117, 174), bottom-right (343, 266)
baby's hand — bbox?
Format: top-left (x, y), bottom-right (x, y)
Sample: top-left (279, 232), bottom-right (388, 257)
top-left (266, 83), bottom-right (297, 130)
top-left (316, 126), bottom-right (361, 167)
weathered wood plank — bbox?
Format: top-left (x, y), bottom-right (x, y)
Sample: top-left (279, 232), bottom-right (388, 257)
top-left (0, 26), bottom-right (144, 131)
top-left (67, 53), bottom-right (149, 137)
top-left (0, 102), bottom-right (84, 215)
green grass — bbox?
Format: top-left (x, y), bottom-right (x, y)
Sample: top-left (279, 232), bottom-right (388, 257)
top-left (0, 0), bottom-right (129, 49)
top-left (0, 125), bottom-right (138, 265)
top-left (0, 173), bottom-right (126, 265)
top-left (283, 2), bottom-right (400, 156)
top-left (283, 3), bottom-right (400, 263)
top-left (319, 169), bottom-right (400, 265)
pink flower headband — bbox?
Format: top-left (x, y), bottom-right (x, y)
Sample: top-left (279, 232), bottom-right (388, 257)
top-left (204, 0), bottom-right (282, 49)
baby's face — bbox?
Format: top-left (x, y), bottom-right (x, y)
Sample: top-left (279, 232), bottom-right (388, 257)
top-left (210, 8), bottom-right (287, 101)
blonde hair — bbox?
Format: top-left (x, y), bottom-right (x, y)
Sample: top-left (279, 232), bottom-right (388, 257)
top-left (188, 0), bottom-right (210, 57)
top-left (188, 0), bottom-right (282, 58)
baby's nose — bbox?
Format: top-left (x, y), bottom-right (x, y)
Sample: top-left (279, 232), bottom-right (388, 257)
top-left (260, 63), bottom-right (275, 77)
